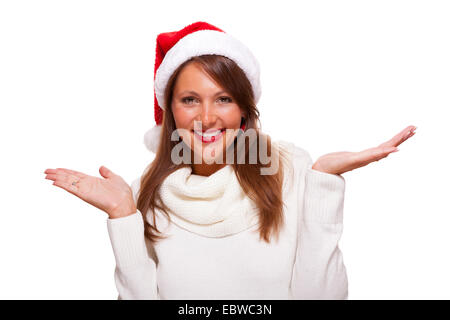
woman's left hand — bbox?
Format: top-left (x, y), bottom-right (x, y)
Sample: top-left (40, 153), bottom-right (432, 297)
top-left (312, 125), bottom-right (417, 176)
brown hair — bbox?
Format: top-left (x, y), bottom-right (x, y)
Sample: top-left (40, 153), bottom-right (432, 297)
top-left (137, 54), bottom-right (289, 244)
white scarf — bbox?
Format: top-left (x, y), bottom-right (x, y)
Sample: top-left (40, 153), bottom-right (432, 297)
top-left (157, 165), bottom-right (261, 238)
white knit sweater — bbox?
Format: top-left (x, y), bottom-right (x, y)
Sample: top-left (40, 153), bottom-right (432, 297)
top-left (106, 140), bottom-right (348, 300)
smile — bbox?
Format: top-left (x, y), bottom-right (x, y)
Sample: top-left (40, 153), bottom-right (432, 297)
top-left (192, 129), bottom-right (225, 143)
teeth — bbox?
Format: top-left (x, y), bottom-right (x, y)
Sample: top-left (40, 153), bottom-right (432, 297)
top-left (195, 130), bottom-right (222, 137)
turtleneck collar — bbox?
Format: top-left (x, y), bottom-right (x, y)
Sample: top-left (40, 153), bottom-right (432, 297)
top-left (157, 164), bottom-right (260, 238)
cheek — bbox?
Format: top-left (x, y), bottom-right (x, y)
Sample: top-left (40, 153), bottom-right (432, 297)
top-left (172, 107), bottom-right (193, 128)
top-left (219, 106), bottom-right (243, 127)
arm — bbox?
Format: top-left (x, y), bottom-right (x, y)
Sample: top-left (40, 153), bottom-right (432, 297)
top-left (106, 178), bottom-right (160, 300)
top-left (290, 151), bottom-right (348, 300)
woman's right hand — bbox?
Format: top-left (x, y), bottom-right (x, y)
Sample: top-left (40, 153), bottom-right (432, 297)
top-left (44, 166), bottom-right (137, 219)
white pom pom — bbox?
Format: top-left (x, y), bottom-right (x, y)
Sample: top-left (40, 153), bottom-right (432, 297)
top-left (143, 125), bottom-right (162, 153)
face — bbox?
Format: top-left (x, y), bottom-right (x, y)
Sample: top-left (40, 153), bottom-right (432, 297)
top-left (171, 62), bottom-right (244, 164)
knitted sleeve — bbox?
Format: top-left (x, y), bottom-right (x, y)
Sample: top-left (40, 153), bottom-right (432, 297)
top-left (289, 146), bottom-right (349, 299)
top-left (106, 178), bottom-right (160, 300)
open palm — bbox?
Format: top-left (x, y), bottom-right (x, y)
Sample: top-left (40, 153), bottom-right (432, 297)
top-left (312, 125), bottom-right (417, 175)
top-left (44, 166), bottom-right (136, 218)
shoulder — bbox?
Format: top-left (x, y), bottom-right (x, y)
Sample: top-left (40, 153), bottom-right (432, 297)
top-left (274, 139), bottom-right (313, 192)
top-left (275, 139), bottom-right (313, 170)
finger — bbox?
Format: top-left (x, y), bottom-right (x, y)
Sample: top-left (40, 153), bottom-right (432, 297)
top-left (388, 126), bottom-right (416, 146)
top-left (397, 130), bottom-right (416, 144)
top-left (379, 125), bottom-right (417, 148)
top-left (52, 179), bottom-right (80, 197)
top-left (387, 125), bottom-right (416, 146)
top-left (405, 130), bottom-right (416, 139)
top-left (45, 173), bottom-right (80, 185)
top-left (44, 168), bottom-right (84, 177)
top-left (99, 166), bottom-right (115, 179)
top-left (52, 168), bottom-right (87, 178)
top-left (44, 168), bottom-right (58, 174)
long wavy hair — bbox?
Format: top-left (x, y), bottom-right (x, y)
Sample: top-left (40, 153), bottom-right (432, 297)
top-left (137, 54), bottom-right (289, 244)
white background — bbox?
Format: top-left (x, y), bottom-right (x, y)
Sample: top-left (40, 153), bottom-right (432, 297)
top-left (0, 0), bottom-right (448, 299)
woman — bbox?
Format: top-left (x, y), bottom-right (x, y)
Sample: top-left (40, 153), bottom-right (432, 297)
top-left (44, 21), bottom-right (416, 300)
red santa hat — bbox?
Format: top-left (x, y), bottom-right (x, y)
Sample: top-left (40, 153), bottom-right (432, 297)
top-left (144, 21), bottom-right (262, 153)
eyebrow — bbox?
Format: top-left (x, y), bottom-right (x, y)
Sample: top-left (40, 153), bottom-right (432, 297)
top-left (177, 90), bottom-right (228, 97)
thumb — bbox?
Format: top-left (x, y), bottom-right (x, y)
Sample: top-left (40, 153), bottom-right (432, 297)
top-left (99, 165), bottom-right (114, 179)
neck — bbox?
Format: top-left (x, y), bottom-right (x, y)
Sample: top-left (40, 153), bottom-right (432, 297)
top-left (191, 162), bottom-right (227, 176)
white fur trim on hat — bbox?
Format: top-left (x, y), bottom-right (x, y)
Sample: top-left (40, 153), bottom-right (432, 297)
top-left (154, 29), bottom-right (261, 110)
top-left (144, 125), bottom-right (162, 153)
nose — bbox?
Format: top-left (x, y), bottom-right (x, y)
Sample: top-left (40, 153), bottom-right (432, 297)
top-left (197, 101), bottom-right (218, 129)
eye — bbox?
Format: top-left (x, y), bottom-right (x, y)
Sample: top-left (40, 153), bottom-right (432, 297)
top-left (181, 97), bottom-right (197, 105)
top-left (218, 96), bottom-right (232, 103)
